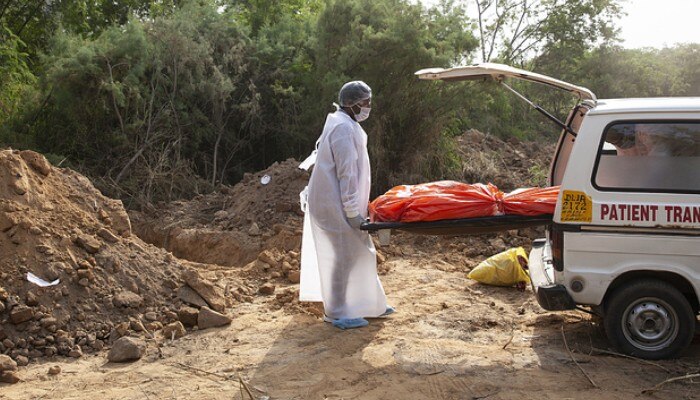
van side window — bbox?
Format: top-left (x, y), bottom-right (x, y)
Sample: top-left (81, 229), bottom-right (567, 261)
top-left (594, 122), bottom-right (700, 192)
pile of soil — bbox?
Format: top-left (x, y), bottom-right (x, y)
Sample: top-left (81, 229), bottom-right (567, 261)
top-left (0, 149), bottom-right (232, 367)
top-left (130, 158), bottom-right (310, 267)
top-left (456, 129), bottom-right (555, 191)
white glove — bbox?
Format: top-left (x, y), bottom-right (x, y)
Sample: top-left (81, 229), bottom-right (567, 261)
top-left (347, 215), bottom-right (365, 229)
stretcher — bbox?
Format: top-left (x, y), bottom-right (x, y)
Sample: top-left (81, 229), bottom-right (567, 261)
top-left (360, 213), bottom-right (553, 236)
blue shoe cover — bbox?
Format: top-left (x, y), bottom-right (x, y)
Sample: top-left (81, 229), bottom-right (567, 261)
top-left (330, 317), bottom-right (369, 330)
top-left (380, 306), bottom-right (395, 317)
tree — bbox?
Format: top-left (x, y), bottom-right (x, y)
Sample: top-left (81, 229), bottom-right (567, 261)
top-left (472, 0), bottom-right (622, 64)
top-left (0, 0), bottom-right (178, 63)
top-left (575, 45), bottom-right (700, 99)
top-left (462, 0), bottom-right (623, 140)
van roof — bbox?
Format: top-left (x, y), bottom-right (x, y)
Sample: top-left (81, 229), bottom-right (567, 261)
top-left (590, 97), bottom-right (700, 115)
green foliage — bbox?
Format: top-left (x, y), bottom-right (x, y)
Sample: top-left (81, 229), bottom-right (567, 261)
top-left (527, 164), bottom-right (548, 187)
top-left (578, 44), bottom-right (700, 98)
top-left (229, 0), bottom-right (322, 36)
top-left (244, 5), bottom-right (318, 169)
top-left (0, 0), bottom-right (178, 64)
top-left (13, 3), bottom-right (259, 205)
top-left (2, 0), bottom-right (700, 207)
top-left (0, 27), bottom-right (36, 125)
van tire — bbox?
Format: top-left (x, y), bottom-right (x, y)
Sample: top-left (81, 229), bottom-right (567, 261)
top-left (604, 279), bottom-right (694, 359)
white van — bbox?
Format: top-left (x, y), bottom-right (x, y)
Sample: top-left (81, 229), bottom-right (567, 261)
top-left (368, 64), bottom-right (700, 359)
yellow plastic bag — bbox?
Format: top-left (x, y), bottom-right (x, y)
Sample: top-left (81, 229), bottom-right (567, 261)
top-left (468, 247), bottom-right (530, 287)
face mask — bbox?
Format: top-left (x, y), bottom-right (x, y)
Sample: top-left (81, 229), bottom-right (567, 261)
top-left (354, 107), bottom-right (371, 122)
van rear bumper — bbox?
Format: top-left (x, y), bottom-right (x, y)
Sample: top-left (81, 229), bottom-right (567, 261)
top-left (529, 239), bottom-right (575, 311)
top-left (535, 284), bottom-right (576, 311)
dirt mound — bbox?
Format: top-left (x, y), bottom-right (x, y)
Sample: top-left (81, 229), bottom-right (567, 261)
top-left (456, 129), bottom-right (554, 191)
top-left (131, 158), bottom-right (309, 266)
top-left (0, 149), bottom-right (228, 365)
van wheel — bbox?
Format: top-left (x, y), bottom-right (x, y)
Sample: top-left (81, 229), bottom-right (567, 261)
top-left (604, 279), bottom-right (694, 359)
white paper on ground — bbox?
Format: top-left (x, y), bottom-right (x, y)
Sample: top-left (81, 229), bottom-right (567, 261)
top-left (27, 272), bottom-right (60, 287)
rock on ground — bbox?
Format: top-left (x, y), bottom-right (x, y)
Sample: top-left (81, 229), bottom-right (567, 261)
top-left (182, 269), bottom-right (225, 312)
top-left (178, 286), bottom-right (208, 308)
top-left (112, 291), bottom-right (144, 308)
top-left (197, 307), bottom-right (232, 330)
top-left (0, 354), bottom-right (17, 372)
top-left (108, 337), bottom-right (146, 363)
top-left (162, 321), bottom-right (186, 339)
top-left (177, 306), bottom-right (199, 327)
top-left (258, 284), bottom-right (275, 295)
top-left (286, 270), bottom-right (300, 283)
top-left (0, 371), bottom-right (20, 384)
top-left (9, 306), bottom-right (34, 324)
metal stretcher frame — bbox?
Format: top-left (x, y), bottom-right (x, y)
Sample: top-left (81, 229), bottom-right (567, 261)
top-left (360, 214), bottom-right (553, 235)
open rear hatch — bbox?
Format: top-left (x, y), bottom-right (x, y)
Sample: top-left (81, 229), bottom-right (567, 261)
top-left (416, 62), bottom-right (596, 136)
top-left (415, 63), bottom-right (595, 101)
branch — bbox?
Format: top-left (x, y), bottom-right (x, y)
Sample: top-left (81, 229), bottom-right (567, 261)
top-left (0, 0), bottom-right (14, 21)
top-left (589, 347), bottom-right (670, 373)
top-left (486, 0), bottom-right (519, 62)
top-left (15, 1), bottom-right (42, 36)
top-left (508, 40), bottom-right (540, 63)
top-left (486, 2), bottom-right (503, 62)
top-left (642, 373), bottom-right (700, 395)
top-left (503, 3), bottom-right (551, 62)
top-left (507, 0), bottom-right (529, 52)
top-left (168, 362), bottom-right (228, 382)
top-left (560, 325), bottom-right (598, 388)
top-left (103, 57), bottom-right (127, 137)
top-left (3, 0), bottom-right (29, 26)
top-left (502, 325), bottom-right (515, 350)
top-left (115, 141), bottom-right (152, 183)
top-left (506, 18), bottom-right (547, 62)
top-left (114, 77), bottom-right (164, 184)
top-left (475, 0), bottom-right (487, 62)
top-left (29, 87), bottom-right (54, 126)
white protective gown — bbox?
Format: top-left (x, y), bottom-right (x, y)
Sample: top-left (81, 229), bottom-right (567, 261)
top-left (299, 110), bottom-right (387, 319)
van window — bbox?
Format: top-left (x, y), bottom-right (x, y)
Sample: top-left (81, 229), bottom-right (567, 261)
top-left (594, 122), bottom-right (700, 192)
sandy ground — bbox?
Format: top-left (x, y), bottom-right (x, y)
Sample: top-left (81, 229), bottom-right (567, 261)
top-left (3, 250), bottom-right (700, 400)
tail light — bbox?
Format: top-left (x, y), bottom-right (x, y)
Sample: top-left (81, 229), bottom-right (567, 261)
top-left (549, 226), bottom-right (564, 272)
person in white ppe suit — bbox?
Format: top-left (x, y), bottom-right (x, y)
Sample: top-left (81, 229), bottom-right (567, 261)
top-left (299, 81), bottom-right (394, 330)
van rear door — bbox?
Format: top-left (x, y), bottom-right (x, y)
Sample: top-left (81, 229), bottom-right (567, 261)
top-left (415, 62), bottom-right (596, 185)
top-left (415, 63), bottom-right (596, 101)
